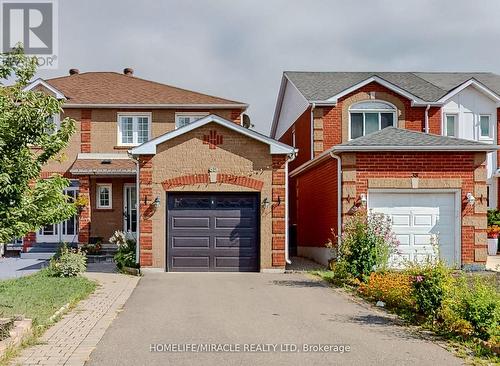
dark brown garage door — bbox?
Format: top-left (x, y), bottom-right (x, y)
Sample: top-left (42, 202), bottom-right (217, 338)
top-left (167, 193), bottom-right (259, 272)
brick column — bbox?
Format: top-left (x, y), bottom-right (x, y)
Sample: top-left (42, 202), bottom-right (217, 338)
top-left (230, 109), bottom-right (242, 125)
top-left (271, 155), bottom-right (286, 268)
top-left (312, 108), bottom-right (324, 157)
top-left (78, 176), bottom-right (91, 244)
top-left (81, 109), bottom-right (91, 153)
top-left (139, 155), bottom-right (154, 267)
top-left (22, 232), bottom-right (36, 252)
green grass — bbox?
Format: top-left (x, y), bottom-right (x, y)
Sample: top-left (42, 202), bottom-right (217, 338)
top-left (0, 269), bottom-right (96, 326)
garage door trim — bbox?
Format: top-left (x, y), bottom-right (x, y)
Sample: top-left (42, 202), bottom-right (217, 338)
top-left (367, 188), bottom-right (461, 267)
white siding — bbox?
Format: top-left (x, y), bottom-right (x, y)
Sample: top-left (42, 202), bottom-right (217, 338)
top-left (275, 79), bottom-right (309, 139)
top-left (442, 85), bottom-right (498, 207)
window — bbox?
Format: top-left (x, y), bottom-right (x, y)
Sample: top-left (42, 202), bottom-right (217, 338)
top-left (445, 114), bottom-right (457, 137)
top-left (349, 101), bottom-right (396, 139)
top-left (479, 115), bottom-right (491, 139)
top-left (175, 113), bottom-right (208, 129)
top-left (117, 114), bottom-right (151, 146)
top-left (97, 184), bottom-right (112, 209)
top-left (46, 114), bottom-right (61, 135)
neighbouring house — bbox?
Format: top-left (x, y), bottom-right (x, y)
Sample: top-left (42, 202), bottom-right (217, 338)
top-left (272, 72), bottom-right (500, 269)
top-left (22, 69), bottom-right (296, 272)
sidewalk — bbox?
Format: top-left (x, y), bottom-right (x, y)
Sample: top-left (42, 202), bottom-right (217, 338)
top-left (10, 269), bottom-right (139, 366)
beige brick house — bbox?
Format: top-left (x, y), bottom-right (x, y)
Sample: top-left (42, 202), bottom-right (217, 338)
top-left (23, 69), bottom-right (295, 272)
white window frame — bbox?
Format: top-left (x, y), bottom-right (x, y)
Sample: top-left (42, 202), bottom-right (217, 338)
top-left (348, 101), bottom-right (396, 140)
top-left (96, 184), bottom-right (113, 209)
top-left (478, 114), bottom-right (492, 141)
top-left (47, 113), bottom-right (61, 135)
top-left (117, 112), bottom-right (152, 146)
top-left (444, 113), bottom-right (458, 137)
top-left (175, 112), bottom-right (209, 129)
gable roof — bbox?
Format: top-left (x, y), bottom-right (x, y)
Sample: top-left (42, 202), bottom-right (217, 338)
top-left (284, 71), bottom-right (500, 103)
top-left (130, 114), bottom-right (296, 155)
top-left (333, 127), bottom-right (497, 152)
top-left (37, 72), bottom-right (247, 108)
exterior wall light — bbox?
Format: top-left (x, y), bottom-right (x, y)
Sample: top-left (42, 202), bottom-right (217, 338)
top-left (360, 193), bottom-right (367, 206)
top-left (153, 196), bottom-right (161, 208)
top-left (466, 192), bottom-right (475, 205)
top-left (262, 197), bottom-right (271, 209)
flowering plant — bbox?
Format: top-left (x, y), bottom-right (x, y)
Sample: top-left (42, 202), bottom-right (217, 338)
top-left (487, 225), bottom-right (500, 239)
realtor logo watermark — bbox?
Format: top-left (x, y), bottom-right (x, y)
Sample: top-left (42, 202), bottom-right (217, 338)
top-left (1, 0), bottom-right (58, 68)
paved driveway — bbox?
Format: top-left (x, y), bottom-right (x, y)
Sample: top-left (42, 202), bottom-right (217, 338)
top-left (86, 273), bottom-right (462, 366)
top-left (0, 257), bottom-right (47, 280)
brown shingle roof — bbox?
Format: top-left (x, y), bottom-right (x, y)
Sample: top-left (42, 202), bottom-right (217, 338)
top-left (45, 72), bottom-right (246, 106)
top-left (70, 157), bottom-right (136, 175)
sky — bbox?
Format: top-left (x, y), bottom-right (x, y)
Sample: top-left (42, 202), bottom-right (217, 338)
top-left (35, 0), bottom-right (500, 134)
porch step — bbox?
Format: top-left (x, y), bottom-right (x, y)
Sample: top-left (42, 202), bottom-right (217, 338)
top-left (20, 252), bottom-right (55, 260)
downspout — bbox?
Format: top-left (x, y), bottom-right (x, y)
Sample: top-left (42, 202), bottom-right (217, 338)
top-left (329, 152), bottom-right (342, 250)
top-left (310, 103), bottom-right (316, 160)
top-left (424, 104), bottom-right (431, 133)
top-left (285, 152), bottom-right (297, 264)
top-left (128, 153), bottom-right (140, 265)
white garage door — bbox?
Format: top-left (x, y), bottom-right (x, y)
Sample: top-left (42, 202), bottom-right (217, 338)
top-left (368, 191), bottom-right (459, 267)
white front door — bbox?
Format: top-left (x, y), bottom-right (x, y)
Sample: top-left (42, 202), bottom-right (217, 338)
top-left (368, 191), bottom-right (459, 267)
top-left (123, 184), bottom-right (137, 236)
top-left (38, 186), bottom-right (79, 243)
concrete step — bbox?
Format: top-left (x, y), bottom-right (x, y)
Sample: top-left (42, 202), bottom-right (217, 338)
top-left (20, 252), bottom-right (55, 260)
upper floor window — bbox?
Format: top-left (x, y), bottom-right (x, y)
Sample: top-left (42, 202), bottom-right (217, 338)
top-left (349, 101), bottom-right (396, 139)
top-left (175, 112), bottom-right (208, 129)
top-left (479, 115), bottom-right (491, 140)
top-left (46, 114), bottom-right (61, 135)
top-left (444, 114), bottom-right (457, 137)
top-left (117, 113), bottom-right (151, 146)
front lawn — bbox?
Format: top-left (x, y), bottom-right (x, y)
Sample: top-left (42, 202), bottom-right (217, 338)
top-left (0, 269), bottom-right (96, 326)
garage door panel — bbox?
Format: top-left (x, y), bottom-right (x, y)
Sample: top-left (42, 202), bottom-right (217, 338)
top-left (172, 217), bottom-right (210, 229)
top-left (369, 191), bottom-right (458, 267)
top-left (171, 237), bottom-right (210, 248)
top-left (168, 193), bottom-right (259, 272)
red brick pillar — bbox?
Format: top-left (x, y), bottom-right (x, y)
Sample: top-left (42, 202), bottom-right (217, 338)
top-left (22, 232), bottom-right (36, 252)
top-left (230, 109), bottom-right (242, 125)
top-left (271, 155), bottom-right (287, 268)
top-left (139, 155), bottom-right (154, 267)
top-left (81, 109), bottom-right (91, 153)
top-left (78, 176), bottom-right (91, 244)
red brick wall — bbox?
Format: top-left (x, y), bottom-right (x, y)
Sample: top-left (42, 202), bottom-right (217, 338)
top-left (138, 155), bottom-right (153, 267)
top-left (80, 109), bottom-right (91, 153)
top-left (271, 155), bottom-right (287, 267)
top-left (279, 108), bottom-right (311, 172)
top-left (294, 158), bottom-right (339, 248)
top-left (78, 175), bottom-right (91, 244)
top-left (428, 107), bottom-right (442, 135)
top-left (354, 152), bottom-right (485, 264)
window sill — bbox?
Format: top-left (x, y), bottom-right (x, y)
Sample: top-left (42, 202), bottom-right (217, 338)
top-left (113, 145), bottom-right (135, 150)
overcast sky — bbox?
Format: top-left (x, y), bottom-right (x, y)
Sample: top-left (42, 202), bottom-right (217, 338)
top-left (36, 0), bottom-right (500, 134)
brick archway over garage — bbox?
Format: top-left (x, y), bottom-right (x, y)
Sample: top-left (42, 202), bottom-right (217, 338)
top-left (162, 174), bottom-right (264, 191)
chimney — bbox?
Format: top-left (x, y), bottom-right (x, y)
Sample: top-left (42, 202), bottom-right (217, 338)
top-left (69, 68), bottom-right (79, 75)
top-left (123, 68), bottom-right (134, 76)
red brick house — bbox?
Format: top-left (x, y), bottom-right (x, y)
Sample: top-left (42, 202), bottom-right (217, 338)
top-left (271, 72), bottom-right (500, 269)
top-left (21, 69), bottom-right (295, 272)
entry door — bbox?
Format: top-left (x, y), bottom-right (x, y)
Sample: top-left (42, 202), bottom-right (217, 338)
top-left (368, 191), bottom-right (458, 267)
top-left (167, 193), bottom-right (260, 272)
top-left (123, 185), bottom-right (137, 235)
top-left (38, 187), bottom-right (79, 243)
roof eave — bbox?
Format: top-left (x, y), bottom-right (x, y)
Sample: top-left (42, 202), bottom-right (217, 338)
top-left (63, 103), bottom-right (249, 109)
top-left (332, 145), bottom-right (498, 152)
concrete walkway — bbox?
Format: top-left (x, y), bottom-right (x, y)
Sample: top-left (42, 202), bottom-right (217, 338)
top-left (0, 258), bottom-right (48, 280)
top-left (10, 270), bottom-right (139, 366)
top-left (86, 272), bottom-right (461, 366)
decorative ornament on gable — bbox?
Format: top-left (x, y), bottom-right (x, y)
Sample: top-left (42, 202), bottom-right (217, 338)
top-left (203, 130), bottom-right (223, 149)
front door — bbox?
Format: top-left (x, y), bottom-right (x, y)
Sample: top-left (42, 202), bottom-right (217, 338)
top-left (123, 184), bottom-right (137, 236)
top-left (38, 186), bottom-right (79, 243)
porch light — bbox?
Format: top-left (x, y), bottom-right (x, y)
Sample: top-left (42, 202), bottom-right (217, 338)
top-left (466, 192), bottom-right (475, 205)
top-left (360, 193), bottom-right (367, 206)
top-left (153, 196), bottom-right (161, 208)
top-left (262, 197), bottom-right (271, 209)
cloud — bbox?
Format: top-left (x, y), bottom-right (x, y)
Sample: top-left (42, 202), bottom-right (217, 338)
top-left (37, 0), bottom-right (500, 133)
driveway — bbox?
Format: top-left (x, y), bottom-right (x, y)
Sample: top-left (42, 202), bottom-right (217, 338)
top-left (0, 257), bottom-right (47, 280)
top-left (86, 273), bottom-right (461, 366)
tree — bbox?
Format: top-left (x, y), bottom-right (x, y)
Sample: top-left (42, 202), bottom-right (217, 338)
top-left (0, 46), bottom-right (76, 243)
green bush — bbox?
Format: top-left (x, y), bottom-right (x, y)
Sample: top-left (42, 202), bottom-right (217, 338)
top-left (47, 244), bottom-right (87, 277)
top-left (487, 209), bottom-right (500, 227)
top-left (110, 231), bottom-right (138, 270)
top-left (338, 210), bottom-right (398, 281)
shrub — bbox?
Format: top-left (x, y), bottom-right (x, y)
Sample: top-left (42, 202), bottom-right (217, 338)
top-left (359, 271), bottom-right (415, 310)
top-left (81, 243), bottom-right (101, 255)
top-left (338, 210), bottom-right (399, 281)
top-left (110, 231), bottom-right (138, 270)
top-left (47, 244), bottom-right (87, 277)
top-left (487, 209), bottom-right (500, 227)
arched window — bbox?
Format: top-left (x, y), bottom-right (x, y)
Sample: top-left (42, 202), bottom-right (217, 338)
top-left (349, 101), bottom-right (396, 139)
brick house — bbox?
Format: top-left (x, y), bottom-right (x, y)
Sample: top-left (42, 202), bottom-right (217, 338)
top-left (23, 69), bottom-right (295, 272)
top-left (271, 72), bottom-right (500, 269)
